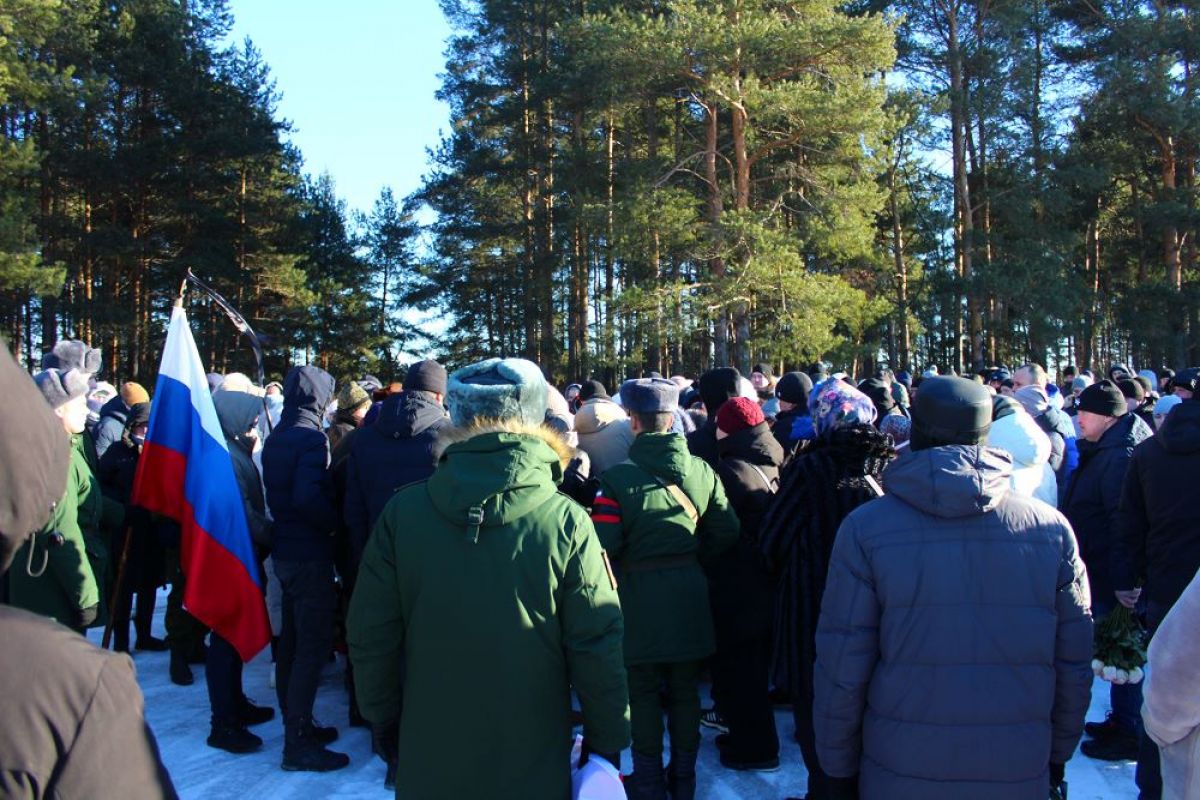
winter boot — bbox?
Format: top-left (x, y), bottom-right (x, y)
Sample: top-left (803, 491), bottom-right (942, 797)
top-left (237, 696), bottom-right (276, 727)
top-left (281, 717), bottom-right (350, 772)
top-left (625, 751), bottom-right (667, 800)
top-left (136, 635), bottom-right (168, 652)
top-left (187, 639), bottom-right (209, 665)
top-left (384, 759), bottom-right (398, 791)
top-left (207, 719), bottom-right (263, 754)
top-left (666, 748), bottom-right (698, 800)
top-left (169, 649), bottom-right (194, 686)
top-left (306, 717), bottom-right (339, 745)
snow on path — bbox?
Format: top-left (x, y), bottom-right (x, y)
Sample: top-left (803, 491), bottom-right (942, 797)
top-left (97, 601), bottom-right (1139, 799)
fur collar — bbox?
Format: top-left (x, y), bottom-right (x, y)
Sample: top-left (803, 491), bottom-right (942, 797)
top-left (433, 418), bottom-right (574, 467)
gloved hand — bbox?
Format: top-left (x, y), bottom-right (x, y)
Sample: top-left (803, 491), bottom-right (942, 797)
top-left (1049, 763), bottom-right (1067, 800)
top-left (827, 775), bottom-right (860, 800)
top-left (76, 604), bottom-right (99, 629)
top-left (577, 740), bottom-right (620, 771)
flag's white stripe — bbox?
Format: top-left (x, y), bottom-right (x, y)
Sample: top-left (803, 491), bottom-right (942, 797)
top-left (158, 306), bottom-right (230, 452)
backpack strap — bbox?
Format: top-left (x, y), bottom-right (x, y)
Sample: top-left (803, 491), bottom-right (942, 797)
top-left (747, 463), bottom-right (778, 494)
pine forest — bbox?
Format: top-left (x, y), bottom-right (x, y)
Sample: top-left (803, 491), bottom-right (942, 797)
top-left (2, 0), bottom-right (1199, 386)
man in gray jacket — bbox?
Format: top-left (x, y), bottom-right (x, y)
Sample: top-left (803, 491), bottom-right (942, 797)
top-left (813, 376), bottom-right (1093, 800)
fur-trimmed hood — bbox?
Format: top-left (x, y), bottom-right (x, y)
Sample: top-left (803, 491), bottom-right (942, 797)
top-left (428, 419), bottom-right (574, 536)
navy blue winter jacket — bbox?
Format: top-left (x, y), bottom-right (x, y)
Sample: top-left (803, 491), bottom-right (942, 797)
top-left (1060, 412), bottom-right (1152, 602)
top-left (814, 445), bottom-right (1093, 800)
top-left (343, 391), bottom-right (447, 565)
top-left (262, 366), bottom-right (338, 562)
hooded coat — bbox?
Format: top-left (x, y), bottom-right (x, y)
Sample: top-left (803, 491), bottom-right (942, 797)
top-left (347, 421), bottom-right (630, 800)
top-left (1060, 412), bottom-right (1152, 603)
top-left (592, 432), bottom-right (740, 664)
top-left (343, 391), bottom-right (448, 565)
top-left (261, 366), bottom-right (338, 562)
top-left (212, 391), bottom-right (272, 550)
top-left (814, 446), bottom-right (1093, 800)
top-left (92, 395), bottom-right (130, 459)
top-left (987, 410), bottom-right (1057, 506)
top-left (574, 397), bottom-right (635, 475)
top-left (1114, 400), bottom-right (1200, 628)
top-left (8, 442), bottom-right (100, 629)
top-left (0, 348), bottom-right (176, 800)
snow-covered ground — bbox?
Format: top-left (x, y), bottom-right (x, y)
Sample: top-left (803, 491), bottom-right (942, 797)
top-left (94, 599), bottom-right (1139, 799)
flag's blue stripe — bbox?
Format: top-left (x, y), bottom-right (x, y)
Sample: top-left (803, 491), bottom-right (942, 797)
top-left (146, 375), bottom-right (261, 588)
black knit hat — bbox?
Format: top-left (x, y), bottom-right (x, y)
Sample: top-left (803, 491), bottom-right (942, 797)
top-left (1116, 378), bottom-right (1144, 402)
top-left (858, 377), bottom-right (896, 414)
top-left (775, 371), bottom-right (813, 405)
top-left (698, 367), bottom-right (741, 416)
top-left (405, 360), bottom-right (447, 395)
top-left (1077, 380), bottom-right (1128, 417)
top-left (910, 376), bottom-right (992, 452)
top-left (579, 379), bottom-right (609, 401)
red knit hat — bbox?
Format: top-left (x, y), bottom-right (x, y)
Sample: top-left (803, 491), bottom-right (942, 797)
top-left (716, 396), bottom-right (764, 435)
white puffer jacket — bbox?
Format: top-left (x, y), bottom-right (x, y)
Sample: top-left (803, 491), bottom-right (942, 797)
top-left (574, 398), bottom-right (635, 475)
top-left (987, 409), bottom-right (1057, 507)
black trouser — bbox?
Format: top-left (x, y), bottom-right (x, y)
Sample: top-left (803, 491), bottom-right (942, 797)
top-left (206, 633), bottom-right (244, 724)
top-left (710, 632), bottom-right (778, 760)
top-left (164, 548), bottom-right (207, 655)
top-left (274, 559), bottom-right (336, 724)
top-left (794, 689), bottom-right (832, 799)
top-left (110, 525), bottom-right (163, 649)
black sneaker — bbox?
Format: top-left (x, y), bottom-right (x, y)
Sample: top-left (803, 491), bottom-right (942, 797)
top-left (208, 723), bottom-right (263, 754)
top-left (1080, 733), bottom-right (1139, 762)
top-left (1084, 713), bottom-right (1134, 741)
top-left (700, 708), bottom-right (729, 734)
top-left (136, 636), bottom-right (169, 652)
top-left (237, 697), bottom-right (276, 727)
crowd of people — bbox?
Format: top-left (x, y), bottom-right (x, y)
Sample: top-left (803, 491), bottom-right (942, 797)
top-left (3, 340), bottom-right (1200, 800)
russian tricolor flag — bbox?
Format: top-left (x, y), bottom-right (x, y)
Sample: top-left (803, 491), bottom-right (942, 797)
top-left (132, 304), bottom-right (270, 661)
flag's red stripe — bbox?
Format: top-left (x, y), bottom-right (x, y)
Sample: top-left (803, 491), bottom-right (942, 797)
top-left (134, 442), bottom-right (270, 661)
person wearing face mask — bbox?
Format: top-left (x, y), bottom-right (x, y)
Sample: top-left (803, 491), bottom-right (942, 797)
top-left (9, 369), bottom-right (102, 632)
top-left (97, 402), bottom-right (169, 654)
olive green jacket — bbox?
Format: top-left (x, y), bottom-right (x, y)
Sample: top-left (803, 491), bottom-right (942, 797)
top-left (592, 431), bottom-right (740, 665)
top-left (348, 421), bottom-right (630, 800)
top-left (9, 444), bottom-right (101, 628)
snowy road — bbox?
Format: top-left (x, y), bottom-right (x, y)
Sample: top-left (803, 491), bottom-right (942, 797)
top-left (95, 604), bottom-right (1140, 799)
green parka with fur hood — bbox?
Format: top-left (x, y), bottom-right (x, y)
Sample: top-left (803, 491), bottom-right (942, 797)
top-left (347, 419), bottom-right (631, 800)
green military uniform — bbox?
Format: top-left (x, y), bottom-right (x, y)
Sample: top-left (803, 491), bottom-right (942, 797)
top-left (591, 431), bottom-right (740, 758)
top-left (72, 432), bottom-right (123, 627)
top-left (348, 422), bottom-right (630, 800)
top-left (9, 443), bottom-right (101, 630)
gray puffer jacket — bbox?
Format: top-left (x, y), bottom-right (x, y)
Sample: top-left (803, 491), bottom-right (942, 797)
top-left (814, 445), bottom-right (1093, 800)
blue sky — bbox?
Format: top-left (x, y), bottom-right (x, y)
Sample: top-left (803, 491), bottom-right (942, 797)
top-left (228, 0), bottom-right (452, 216)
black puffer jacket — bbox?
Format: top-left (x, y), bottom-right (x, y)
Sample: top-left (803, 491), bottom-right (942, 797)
top-left (261, 366), bottom-right (338, 562)
top-left (814, 445), bottom-right (1093, 800)
top-left (1060, 412), bottom-right (1152, 601)
top-left (343, 391), bottom-right (448, 565)
top-left (709, 423), bottom-right (783, 643)
top-left (1115, 400), bottom-right (1200, 628)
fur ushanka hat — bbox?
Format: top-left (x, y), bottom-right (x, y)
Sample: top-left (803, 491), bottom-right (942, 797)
top-left (447, 358), bottom-right (548, 427)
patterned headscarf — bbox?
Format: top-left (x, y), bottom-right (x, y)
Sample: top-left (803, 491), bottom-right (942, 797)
top-left (808, 377), bottom-right (878, 436)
